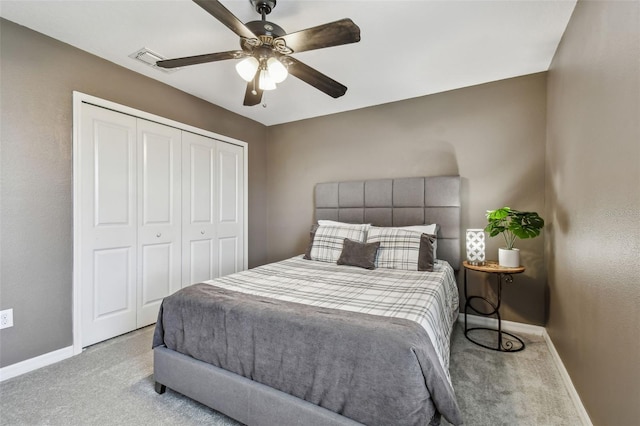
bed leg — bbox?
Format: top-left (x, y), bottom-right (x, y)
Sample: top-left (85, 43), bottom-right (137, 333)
top-left (155, 381), bottom-right (167, 394)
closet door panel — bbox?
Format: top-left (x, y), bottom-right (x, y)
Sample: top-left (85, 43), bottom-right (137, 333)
top-left (217, 142), bottom-right (244, 277)
top-left (136, 119), bottom-right (182, 327)
top-left (95, 131), bottom-right (131, 225)
top-left (189, 240), bottom-right (215, 284)
top-left (141, 243), bottom-right (172, 303)
top-left (80, 104), bottom-right (137, 347)
top-left (94, 248), bottom-right (131, 317)
top-left (182, 132), bottom-right (217, 286)
top-left (219, 237), bottom-right (239, 278)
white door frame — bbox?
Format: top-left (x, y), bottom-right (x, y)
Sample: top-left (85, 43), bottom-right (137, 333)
top-left (72, 91), bottom-right (248, 355)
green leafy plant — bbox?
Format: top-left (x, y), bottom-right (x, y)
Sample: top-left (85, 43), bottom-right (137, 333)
top-left (484, 207), bottom-right (544, 250)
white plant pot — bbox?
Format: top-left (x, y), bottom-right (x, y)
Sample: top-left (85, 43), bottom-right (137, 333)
top-left (499, 248), bottom-right (520, 268)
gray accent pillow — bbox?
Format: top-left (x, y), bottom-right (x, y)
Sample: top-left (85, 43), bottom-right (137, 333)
top-left (337, 238), bottom-right (380, 270)
top-left (418, 233), bottom-right (436, 272)
top-left (303, 224), bottom-right (319, 260)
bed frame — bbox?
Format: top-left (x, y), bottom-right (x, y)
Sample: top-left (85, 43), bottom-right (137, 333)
top-left (154, 175), bottom-right (461, 425)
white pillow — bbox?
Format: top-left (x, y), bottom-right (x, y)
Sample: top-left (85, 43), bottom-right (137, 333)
top-left (317, 220), bottom-right (371, 230)
top-left (309, 225), bottom-right (367, 263)
top-left (400, 224), bottom-right (438, 236)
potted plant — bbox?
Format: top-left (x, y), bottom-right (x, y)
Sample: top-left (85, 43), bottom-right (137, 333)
top-left (485, 207), bottom-right (544, 267)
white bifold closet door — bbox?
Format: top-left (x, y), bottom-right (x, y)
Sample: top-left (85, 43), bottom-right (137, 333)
top-left (79, 104), bottom-right (138, 347)
top-left (79, 102), bottom-right (244, 348)
top-left (216, 141), bottom-right (245, 278)
top-left (80, 106), bottom-right (182, 346)
top-left (136, 119), bottom-right (182, 327)
top-left (181, 132), bottom-right (244, 284)
top-left (181, 132), bottom-right (217, 285)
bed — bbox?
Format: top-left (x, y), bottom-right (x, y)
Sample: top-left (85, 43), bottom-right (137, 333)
top-left (153, 176), bottom-right (463, 426)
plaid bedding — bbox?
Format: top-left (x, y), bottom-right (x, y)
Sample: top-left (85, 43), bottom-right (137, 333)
top-left (204, 255), bottom-right (459, 375)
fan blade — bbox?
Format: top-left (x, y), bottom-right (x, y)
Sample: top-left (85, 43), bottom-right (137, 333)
top-left (193, 0), bottom-right (257, 40)
top-left (274, 18), bottom-right (360, 54)
top-left (243, 71), bottom-right (263, 106)
top-left (286, 57), bottom-right (347, 98)
top-left (156, 50), bottom-right (246, 69)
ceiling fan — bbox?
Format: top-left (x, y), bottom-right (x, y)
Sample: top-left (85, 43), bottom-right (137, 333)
top-left (156, 0), bottom-right (361, 106)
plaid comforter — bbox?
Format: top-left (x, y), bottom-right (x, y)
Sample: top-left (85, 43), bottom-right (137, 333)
top-left (204, 255), bottom-right (459, 375)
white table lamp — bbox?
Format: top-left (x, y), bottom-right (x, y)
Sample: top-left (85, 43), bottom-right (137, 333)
top-left (466, 229), bottom-right (486, 266)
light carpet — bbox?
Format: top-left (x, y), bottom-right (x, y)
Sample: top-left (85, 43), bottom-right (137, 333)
top-left (0, 324), bottom-right (581, 425)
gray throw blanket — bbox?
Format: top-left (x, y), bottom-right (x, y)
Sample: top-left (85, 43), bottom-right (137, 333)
top-left (153, 283), bottom-right (462, 426)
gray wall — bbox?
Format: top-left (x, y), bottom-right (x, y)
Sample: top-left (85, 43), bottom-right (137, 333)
top-left (267, 73), bottom-right (548, 325)
top-left (545, 1), bottom-right (640, 424)
top-left (0, 19), bottom-right (268, 367)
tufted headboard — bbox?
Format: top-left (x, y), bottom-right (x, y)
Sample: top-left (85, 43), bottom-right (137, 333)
top-left (315, 176), bottom-right (461, 269)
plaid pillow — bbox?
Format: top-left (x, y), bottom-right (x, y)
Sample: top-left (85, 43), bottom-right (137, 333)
top-left (309, 225), bottom-right (367, 263)
top-left (366, 227), bottom-right (436, 271)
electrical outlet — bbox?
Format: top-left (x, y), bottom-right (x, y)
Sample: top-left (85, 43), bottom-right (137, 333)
top-left (0, 309), bottom-right (14, 329)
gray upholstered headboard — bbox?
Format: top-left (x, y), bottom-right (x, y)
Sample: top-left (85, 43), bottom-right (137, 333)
top-left (315, 176), bottom-right (461, 269)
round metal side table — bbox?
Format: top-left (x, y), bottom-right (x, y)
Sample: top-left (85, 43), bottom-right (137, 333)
top-left (463, 260), bottom-right (526, 352)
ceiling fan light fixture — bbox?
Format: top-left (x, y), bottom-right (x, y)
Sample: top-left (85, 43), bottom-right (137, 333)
top-left (259, 69), bottom-right (277, 90)
top-left (236, 56), bottom-right (259, 82)
top-left (158, 1), bottom-right (360, 106)
top-left (266, 57), bottom-right (288, 83)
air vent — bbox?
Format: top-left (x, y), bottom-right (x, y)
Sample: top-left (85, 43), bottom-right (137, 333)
top-left (129, 47), bottom-right (179, 73)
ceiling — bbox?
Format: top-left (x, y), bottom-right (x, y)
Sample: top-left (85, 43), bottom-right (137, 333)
top-left (0, 0), bottom-right (576, 126)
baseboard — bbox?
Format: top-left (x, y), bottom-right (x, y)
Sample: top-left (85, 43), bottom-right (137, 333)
top-left (0, 345), bottom-right (75, 382)
top-left (542, 331), bottom-right (593, 426)
top-left (459, 313), bottom-right (545, 336)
